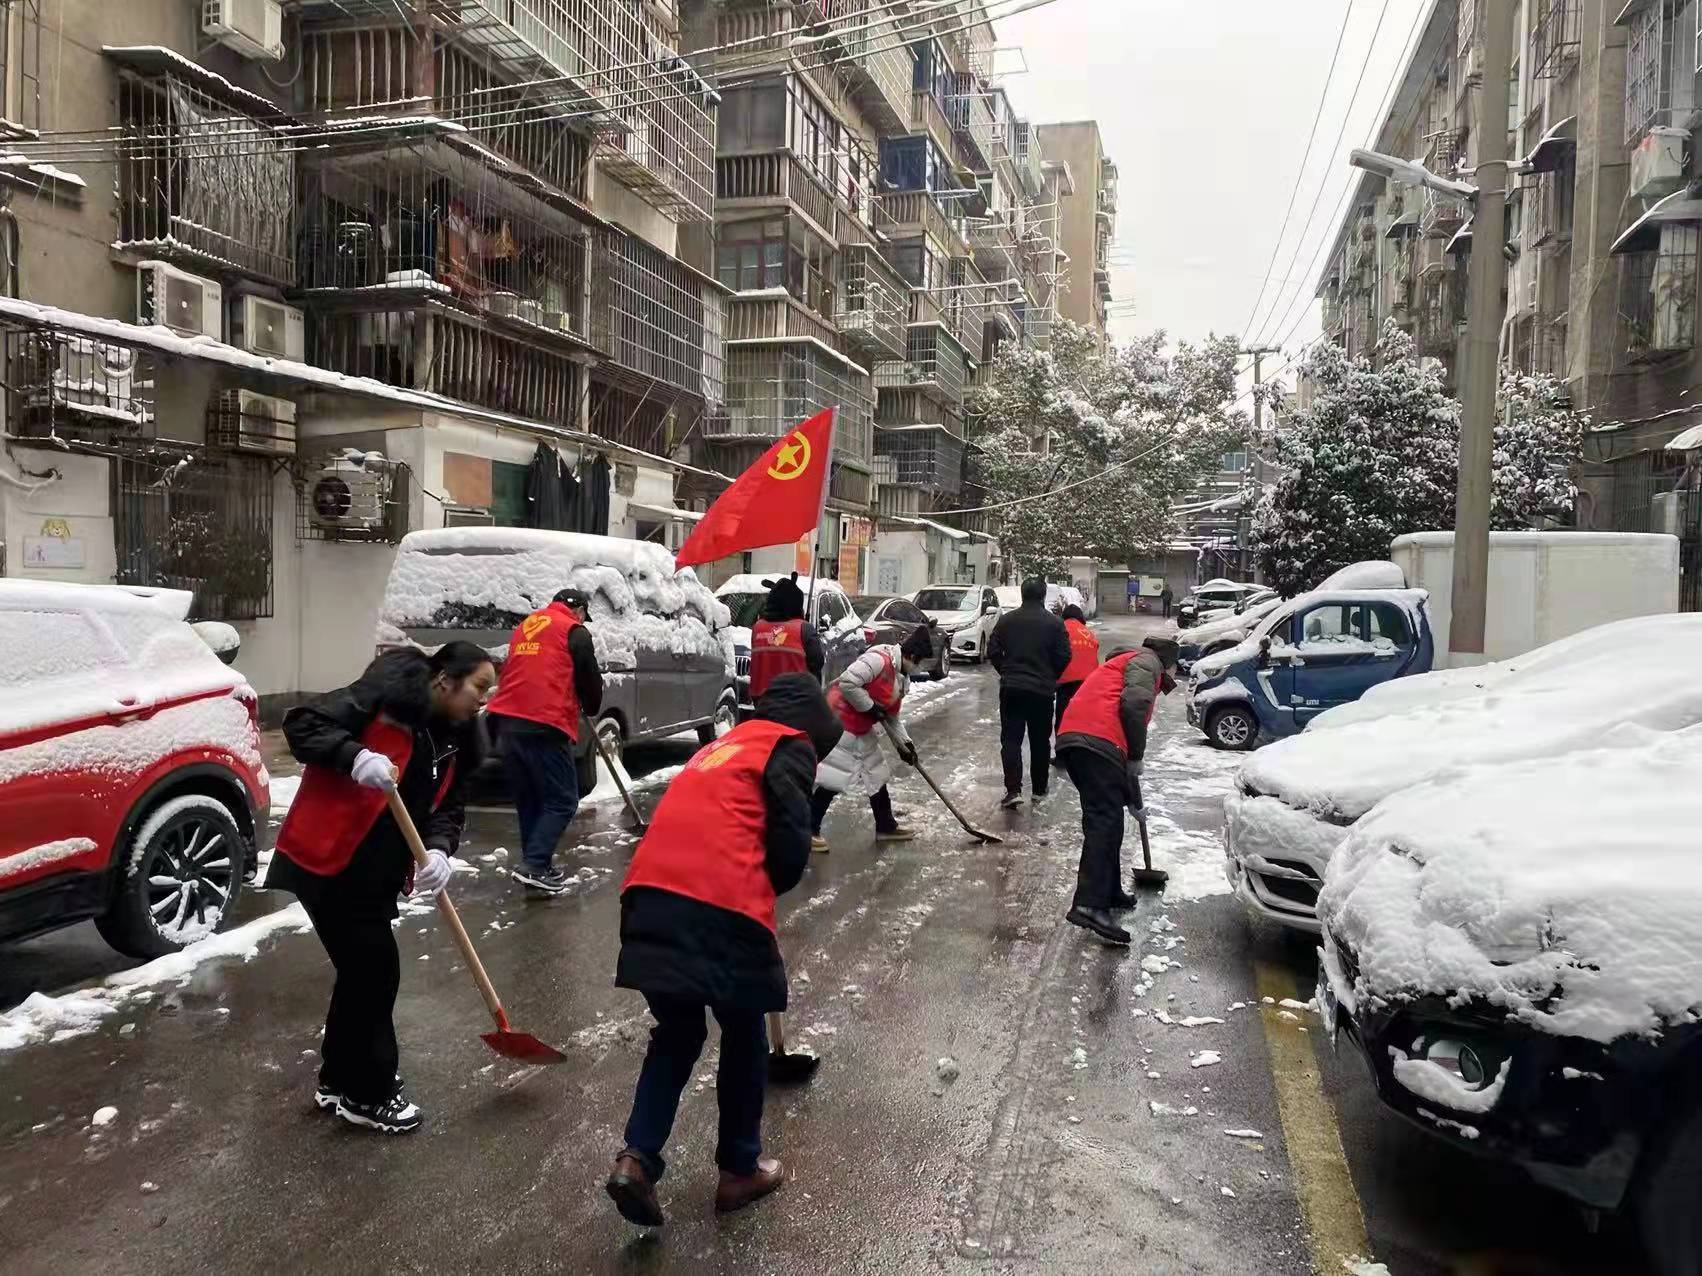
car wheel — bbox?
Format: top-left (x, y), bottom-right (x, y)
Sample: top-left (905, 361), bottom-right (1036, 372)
top-left (96, 793), bottom-right (246, 959)
top-left (1205, 706), bottom-right (1257, 751)
top-left (697, 691), bottom-right (739, 743)
top-left (1638, 1102), bottom-right (1702, 1275)
top-left (933, 650), bottom-right (949, 681)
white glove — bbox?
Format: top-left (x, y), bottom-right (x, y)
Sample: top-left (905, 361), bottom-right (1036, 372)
top-left (351, 748), bottom-right (397, 791)
top-left (413, 849), bottom-right (452, 897)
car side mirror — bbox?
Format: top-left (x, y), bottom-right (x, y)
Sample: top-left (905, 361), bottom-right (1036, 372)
top-left (983, 604), bottom-right (998, 616)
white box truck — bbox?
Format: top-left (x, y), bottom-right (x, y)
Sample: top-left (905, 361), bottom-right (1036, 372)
top-left (1389, 531), bottom-right (1681, 665)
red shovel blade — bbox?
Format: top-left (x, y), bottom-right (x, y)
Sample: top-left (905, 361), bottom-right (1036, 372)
top-left (481, 1029), bottom-right (568, 1064)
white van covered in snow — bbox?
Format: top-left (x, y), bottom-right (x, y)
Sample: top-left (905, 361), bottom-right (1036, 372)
top-left (377, 528), bottom-right (738, 758)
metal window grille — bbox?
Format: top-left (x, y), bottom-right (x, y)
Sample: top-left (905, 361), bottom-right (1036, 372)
top-left (712, 343), bottom-right (874, 467)
top-left (3, 328), bottom-right (156, 441)
top-left (835, 243), bottom-right (908, 361)
top-left (874, 324), bottom-right (967, 404)
top-left (1609, 448), bottom-right (1685, 532)
top-left (113, 452), bottom-right (274, 621)
top-left (1458, 0), bottom-right (1479, 56)
top-left (874, 423), bottom-right (964, 495)
top-left (1533, 0), bottom-right (1581, 78)
top-left (0, 0), bottom-right (42, 135)
top-left (1626, 3), bottom-right (1670, 142)
top-left (589, 228), bottom-right (723, 401)
top-left (1621, 225), bottom-right (1699, 358)
top-left (293, 454), bottom-right (413, 545)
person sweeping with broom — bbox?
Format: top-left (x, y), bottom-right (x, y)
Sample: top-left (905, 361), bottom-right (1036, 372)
top-left (808, 625), bottom-right (935, 850)
top-left (267, 642), bottom-right (496, 1133)
top-left (606, 672), bottom-right (841, 1226)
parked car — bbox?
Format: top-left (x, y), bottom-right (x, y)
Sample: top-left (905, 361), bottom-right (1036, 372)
top-left (1176, 579), bottom-right (1261, 627)
top-left (912, 583), bottom-right (1002, 661)
top-left (715, 574), bottom-right (868, 709)
top-left (851, 595), bottom-right (948, 680)
top-left (1192, 585), bottom-right (1277, 628)
top-left (1176, 595), bottom-right (1284, 671)
top-left (0, 582), bottom-right (268, 957)
top-left (1187, 586), bottom-right (1434, 753)
top-left (1223, 612), bottom-right (1702, 933)
top-left (1317, 725), bottom-right (1702, 1273)
top-left (379, 528), bottom-right (738, 768)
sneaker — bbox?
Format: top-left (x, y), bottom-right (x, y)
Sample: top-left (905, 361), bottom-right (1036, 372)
top-left (335, 1089), bottom-right (422, 1134)
top-left (511, 866), bottom-right (569, 895)
top-left (810, 834), bottom-right (830, 853)
top-left (606, 1152), bottom-right (665, 1227)
top-left (999, 790), bottom-right (1022, 809)
top-left (313, 1083), bottom-right (340, 1113)
top-left (715, 1156), bottom-right (786, 1213)
top-left (874, 824), bottom-right (916, 843)
top-left (1031, 788), bottom-right (1049, 803)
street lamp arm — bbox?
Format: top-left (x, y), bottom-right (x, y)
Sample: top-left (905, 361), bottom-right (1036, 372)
top-left (1348, 147), bottom-right (1478, 202)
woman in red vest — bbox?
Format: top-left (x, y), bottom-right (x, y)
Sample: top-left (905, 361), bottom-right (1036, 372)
top-left (605, 672), bottom-right (841, 1227)
top-left (1052, 603), bottom-right (1100, 765)
top-left (747, 573), bottom-right (824, 701)
top-left (266, 642), bottom-right (495, 1134)
top-left (1054, 636), bottom-right (1178, 947)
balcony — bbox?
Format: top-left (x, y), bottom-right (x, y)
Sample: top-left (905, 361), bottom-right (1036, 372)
top-left (911, 90), bottom-right (960, 168)
top-left (1533, 0), bottom-right (1581, 78)
top-left (948, 73), bottom-right (998, 174)
top-left (877, 191), bottom-right (970, 258)
top-left (836, 245), bottom-right (908, 362)
top-left (948, 255), bottom-right (989, 355)
top-left (718, 152), bottom-right (838, 240)
top-left (596, 30), bottom-right (718, 222)
top-left (1420, 185), bottom-right (1468, 239)
top-left (1013, 122), bottom-right (1046, 198)
top-left (874, 423), bottom-right (965, 495)
top-left (834, 0), bottom-right (913, 133)
top-left (971, 214), bottom-right (1019, 278)
top-left (589, 230), bottom-right (724, 403)
top-left (3, 328), bottom-right (156, 444)
top-left (875, 324), bottom-right (968, 406)
top-left (725, 290), bottom-right (845, 354)
top-left (711, 343), bottom-right (875, 474)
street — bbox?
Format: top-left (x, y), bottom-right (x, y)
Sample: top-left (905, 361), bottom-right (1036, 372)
top-left (0, 616), bottom-right (1634, 1274)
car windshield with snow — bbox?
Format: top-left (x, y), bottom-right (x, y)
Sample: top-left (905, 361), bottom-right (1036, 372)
top-left (378, 528), bottom-right (738, 759)
top-left (1224, 612), bottom-right (1702, 934)
top-left (1316, 723), bottom-right (1702, 1263)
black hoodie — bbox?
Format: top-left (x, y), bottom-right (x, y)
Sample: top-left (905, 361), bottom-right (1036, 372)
top-left (616, 673), bottom-right (841, 1012)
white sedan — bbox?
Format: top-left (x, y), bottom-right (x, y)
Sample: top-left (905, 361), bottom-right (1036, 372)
top-left (1224, 612), bottom-right (1702, 932)
top-left (912, 583), bottom-right (1001, 662)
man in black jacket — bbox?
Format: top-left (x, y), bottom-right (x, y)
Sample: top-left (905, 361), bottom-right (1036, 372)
top-left (987, 577), bottom-right (1071, 806)
top-left (605, 673), bottom-right (840, 1227)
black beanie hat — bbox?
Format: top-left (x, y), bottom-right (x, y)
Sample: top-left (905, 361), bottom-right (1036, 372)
top-left (901, 624), bottom-right (935, 664)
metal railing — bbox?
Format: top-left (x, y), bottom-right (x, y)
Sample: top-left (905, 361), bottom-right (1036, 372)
top-left (1532, 0), bottom-right (1581, 79)
top-left (4, 328), bottom-right (156, 440)
top-left (836, 244), bottom-right (908, 361)
top-left (589, 229), bottom-right (723, 401)
top-left (717, 152), bottom-right (838, 237)
top-left (874, 324), bottom-right (968, 404)
top-left (874, 423), bottom-right (964, 495)
top-left (711, 343), bottom-right (874, 466)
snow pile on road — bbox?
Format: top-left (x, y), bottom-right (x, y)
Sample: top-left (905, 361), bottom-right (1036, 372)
top-left (1319, 724), bottom-right (1702, 1043)
top-left (1241, 613), bottom-right (1702, 822)
top-left (380, 527), bottom-right (731, 672)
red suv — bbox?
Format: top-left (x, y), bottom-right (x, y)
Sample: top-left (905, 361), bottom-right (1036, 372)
top-left (0, 581), bottom-right (269, 957)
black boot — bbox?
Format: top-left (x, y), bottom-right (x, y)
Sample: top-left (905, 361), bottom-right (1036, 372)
top-left (1109, 888), bottom-right (1139, 910)
top-left (1066, 906), bottom-right (1132, 946)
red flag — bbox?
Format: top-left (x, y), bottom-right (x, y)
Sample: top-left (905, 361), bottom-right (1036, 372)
top-left (675, 408), bottom-right (836, 569)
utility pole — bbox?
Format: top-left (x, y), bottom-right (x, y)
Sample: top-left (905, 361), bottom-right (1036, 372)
top-left (1450, 0), bottom-right (1517, 665)
top-left (1240, 344), bottom-right (1281, 578)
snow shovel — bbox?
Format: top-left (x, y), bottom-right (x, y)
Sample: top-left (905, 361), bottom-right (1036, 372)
top-left (880, 719), bottom-right (1003, 844)
top-left (765, 1011), bottom-right (821, 1085)
top-left (589, 725), bottom-right (649, 833)
top-left (1128, 774), bottom-right (1168, 891)
top-left (385, 788), bottom-right (567, 1065)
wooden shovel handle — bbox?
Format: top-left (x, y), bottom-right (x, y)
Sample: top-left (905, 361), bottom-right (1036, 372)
top-left (385, 787), bottom-right (507, 1031)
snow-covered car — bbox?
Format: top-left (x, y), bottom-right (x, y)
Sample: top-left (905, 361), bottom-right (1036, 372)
top-left (1186, 587), bottom-right (1434, 752)
top-left (380, 528), bottom-right (739, 764)
top-left (1191, 585), bottom-right (1277, 628)
top-left (716, 574), bottom-right (867, 707)
top-left (0, 582), bottom-right (269, 958)
top-left (1317, 726), bottom-right (1702, 1271)
top-left (1176, 594), bottom-right (1284, 670)
top-left (912, 583), bottom-right (1001, 661)
top-left (1224, 612), bottom-right (1702, 933)
top-left (1176, 579), bottom-right (1260, 627)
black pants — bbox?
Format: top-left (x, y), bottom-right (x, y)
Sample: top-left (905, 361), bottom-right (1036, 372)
top-left (810, 785), bottom-right (897, 834)
top-left (1054, 681), bottom-right (1082, 737)
top-left (1000, 688), bottom-right (1055, 795)
top-left (297, 890), bottom-right (401, 1105)
top-left (621, 992), bottom-right (767, 1181)
top-left (1064, 749), bottom-right (1128, 910)
top-left (501, 727), bottom-right (580, 872)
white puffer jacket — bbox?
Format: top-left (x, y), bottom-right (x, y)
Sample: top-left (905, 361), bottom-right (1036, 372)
top-left (815, 645), bottom-right (914, 796)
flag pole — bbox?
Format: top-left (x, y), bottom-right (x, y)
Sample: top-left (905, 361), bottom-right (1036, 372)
top-left (802, 406), bottom-right (838, 653)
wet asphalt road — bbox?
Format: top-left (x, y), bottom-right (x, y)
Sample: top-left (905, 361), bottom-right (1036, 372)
top-left (0, 616), bottom-right (1639, 1273)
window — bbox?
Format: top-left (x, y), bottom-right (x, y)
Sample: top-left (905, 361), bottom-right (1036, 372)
top-left (717, 82), bottom-right (786, 152)
top-left (1295, 604), bottom-right (1357, 645)
top-left (716, 219), bottom-right (787, 292)
top-left (1626, 0), bottom-right (1697, 143)
top-left (1221, 451), bottom-right (1248, 472)
top-left (891, 600), bottom-right (926, 624)
top-left (915, 587), bottom-right (973, 611)
top-left (1366, 603), bottom-right (1411, 647)
top-left (982, 589), bottom-right (998, 611)
top-left (791, 81), bottom-right (838, 187)
top-left (1623, 222), bottom-right (1699, 357)
top-left (816, 591), bottom-right (848, 629)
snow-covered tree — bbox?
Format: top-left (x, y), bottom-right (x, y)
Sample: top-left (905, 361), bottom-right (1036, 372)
top-left (1252, 328), bottom-right (1586, 595)
top-left (966, 321), bottom-right (1248, 578)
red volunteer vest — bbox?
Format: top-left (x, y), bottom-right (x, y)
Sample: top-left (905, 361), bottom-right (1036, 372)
top-left (749, 618), bottom-right (809, 700)
top-left (1060, 619), bottom-right (1100, 685)
top-left (1058, 651), bottom-right (1156, 761)
top-left (484, 601), bottom-right (582, 741)
top-left (621, 719), bottom-right (805, 933)
top-left (275, 718), bottom-right (457, 876)
top-left (826, 647), bottom-right (903, 736)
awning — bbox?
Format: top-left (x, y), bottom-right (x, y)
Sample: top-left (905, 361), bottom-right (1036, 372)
top-left (1615, 0), bottom-right (1653, 26)
top-left (890, 515), bottom-right (969, 541)
top-left (1520, 115), bottom-right (1577, 173)
top-left (626, 501), bottom-right (702, 523)
top-left (1384, 209), bottom-right (1420, 239)
top-left (1667, 423), bottom-right (1702, 451)
top-left (1447, 219), bottom-right (1473, 254)
top-left (1610, 187), bottom-right (1702, 255)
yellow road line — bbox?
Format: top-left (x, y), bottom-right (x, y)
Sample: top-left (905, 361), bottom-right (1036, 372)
top-left (1255, 959), bottom-right (1372, 1273)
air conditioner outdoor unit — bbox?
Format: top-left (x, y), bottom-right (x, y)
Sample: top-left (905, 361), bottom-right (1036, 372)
top-left (137, 261), bottom-right (223, 340)
top-left (212, 388), bottom-right (297, 456)
top-left (203, 0), bottom-right (284, 61)
top-left (309, 451), bottom-right (389, 532)
top-left (230, 295), bottom-right (304, 361)
top-left (51, 336), bottom-right (141, 423)
top-left (443, 505), bottom-right (496, 528)
top-left (1630, 126), bottom-right (1689, 200)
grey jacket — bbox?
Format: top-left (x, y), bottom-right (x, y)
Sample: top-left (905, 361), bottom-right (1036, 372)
top-left (1054, 645), bottom-right (1169, 773)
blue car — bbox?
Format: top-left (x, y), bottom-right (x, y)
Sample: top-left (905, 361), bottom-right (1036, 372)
top-left (1184, 588), bottom-right (1434, 750)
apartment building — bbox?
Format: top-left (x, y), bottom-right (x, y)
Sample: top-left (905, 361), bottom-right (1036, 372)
top-left (0, 0), bottom-right (722, 707)
top-left (1314, 0), bottom-right (1702, 607)
top-left (1036, 119), bottom-right (1116, 342)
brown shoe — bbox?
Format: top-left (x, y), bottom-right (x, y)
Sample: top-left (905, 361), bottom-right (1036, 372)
top-left (714, 1156), bottom-right (785, 1213)
top-left (873, 824), bottom-right (916, 843)
top-left (606, 1152), bottom-right (665, 1227)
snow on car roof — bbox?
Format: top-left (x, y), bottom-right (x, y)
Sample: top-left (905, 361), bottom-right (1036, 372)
top-left (1185, 595), bottom-right (1283, 644)
top-left (1316, 560), bottom-right (1406, 590)
top-left (714, 573), bottom-right (842, 597)
top-left (0, 579), bottom-right (194, 621)
top-left (1191, 587), bottom-right (1430, 682)
top-left (1320, 722), bottom-right (1702, 1043)
top-left (1240, 612), bottom-right (1702, 822)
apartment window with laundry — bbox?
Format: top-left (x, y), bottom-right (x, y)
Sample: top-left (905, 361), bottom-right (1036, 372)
top-left (717, 219), bottom-right (787, 292)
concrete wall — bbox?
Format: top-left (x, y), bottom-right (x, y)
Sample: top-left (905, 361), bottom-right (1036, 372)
top-left (0, 445), bottom-right (115, 584)
top-left (1037, 121), bottom-right (1106, 337)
